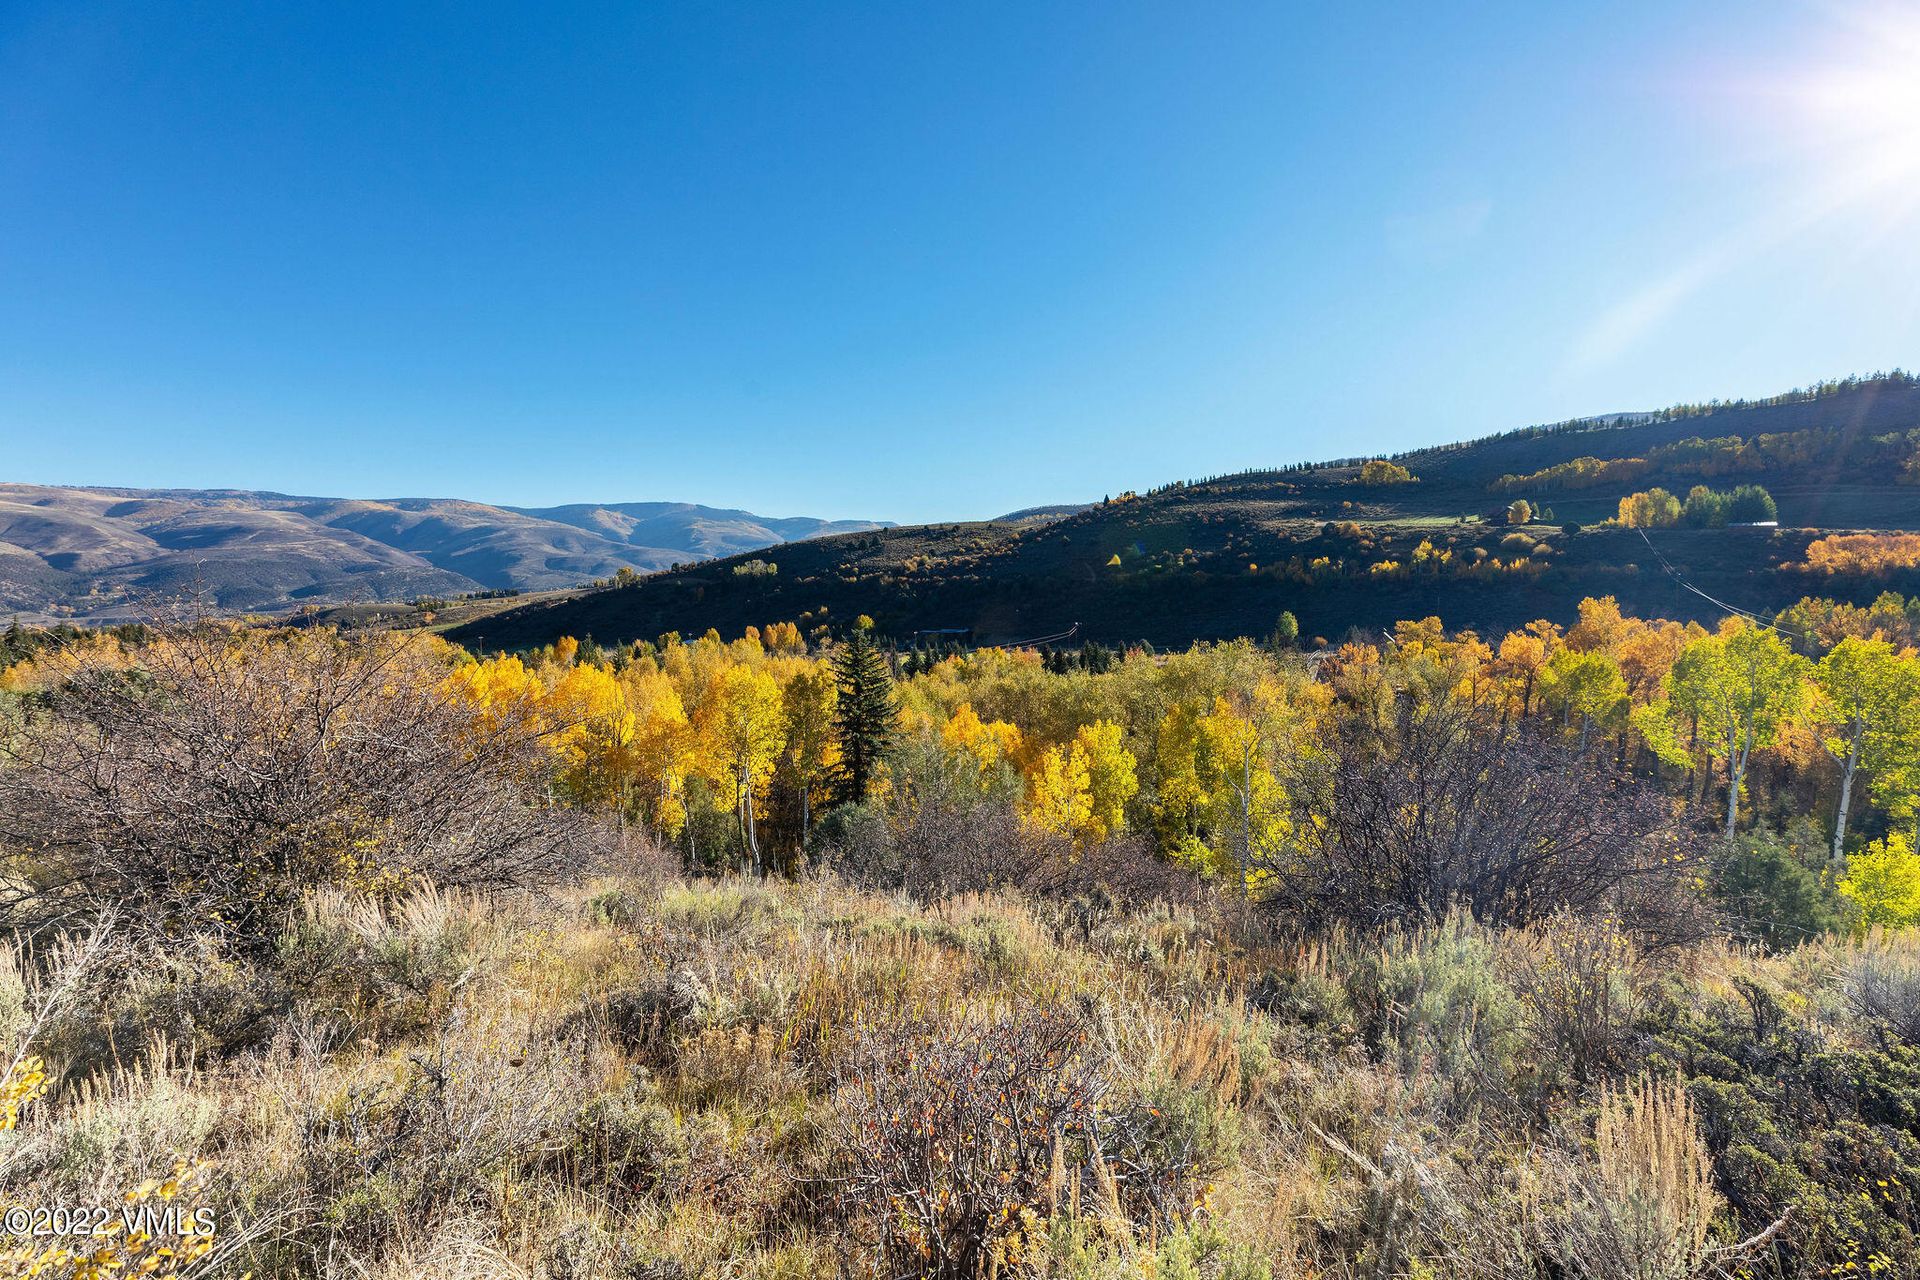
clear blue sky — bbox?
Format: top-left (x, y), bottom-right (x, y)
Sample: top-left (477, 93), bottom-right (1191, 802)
top-left (4, 2), bottom-right (1917, 522)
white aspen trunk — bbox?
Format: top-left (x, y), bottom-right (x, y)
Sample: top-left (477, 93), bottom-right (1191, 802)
top-left (1725, 724), bottom-right (1753, 839)
top-left (741, 763), bottom-right (761, 876)
top-left (1832, 730), bottom-right (1861, 868)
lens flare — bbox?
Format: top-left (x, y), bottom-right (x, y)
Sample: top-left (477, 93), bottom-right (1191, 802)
top-left (1570, 2), bottom-right (1920, 370)
top-left (1783, 3), bottom-right (1920, 210)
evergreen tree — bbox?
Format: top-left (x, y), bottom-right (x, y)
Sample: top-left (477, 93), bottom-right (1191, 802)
top-left (1271, 611), bottom-right (1300, 650)
top-left (831, 619), bottom-right (898, 804)
top-left (1729, 484), bottom-right (1777, 523)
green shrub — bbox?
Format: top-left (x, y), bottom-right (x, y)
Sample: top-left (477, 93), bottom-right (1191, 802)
top-left (1355, 917), bottom-right (1523, 1109)
top-left (1710, 827), bottom-right (1847, 947)
top-left (570, 1084), bottom-right (691, 1201)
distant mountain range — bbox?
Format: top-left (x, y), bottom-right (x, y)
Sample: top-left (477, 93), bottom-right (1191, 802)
top-left (0, 486), bottom-right (891, 621)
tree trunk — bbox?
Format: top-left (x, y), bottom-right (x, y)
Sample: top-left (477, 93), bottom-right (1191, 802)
top-left (1724, 765), bottom-right (1739, 838)
top-left (739, 764), bottom-right (761, 876)
top-left (1725, 726), bottom-right (1753, 839)
top-left (1236, 752), bottom-right (1253, 894)
top-left (1832, 734), bottom-right (1860, 869)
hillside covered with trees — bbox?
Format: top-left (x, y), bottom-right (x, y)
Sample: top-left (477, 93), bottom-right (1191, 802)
top-left (451, 374), bottom-right (1920, 654)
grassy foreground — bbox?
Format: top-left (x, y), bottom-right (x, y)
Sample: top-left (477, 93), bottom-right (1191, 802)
top-left (7, 862), bottom-right (1920, 1278)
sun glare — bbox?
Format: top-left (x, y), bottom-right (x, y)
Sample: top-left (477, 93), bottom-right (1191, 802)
top-left (1783, 4), bottom-right (1920, 207)
top-left (1795, 65), bottom-right (1920, 161)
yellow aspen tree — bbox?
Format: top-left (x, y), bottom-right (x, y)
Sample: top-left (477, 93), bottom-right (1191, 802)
top-left (1615, 617), bottom-right (1701, 702)
top-left (779, 665), bottom-right (839, 850)
top-left (1811, 637), bottom-right (1915, 864)
top-left (1839, 833), bottom-right (1920, 928)
top-left (444, 654), bottom-right (547, 732)
top-left (941, 702), bottom-right (1023, 785)
top-left (1195, 674), bottom-right (1325, 894)
top-left (1495, 630), bottom-right (1550, 716)
top-left (543, 662), bottom-right (635, 805)
top-left (698, 663), bottom-right (787, 874)
top-left (1827, 643), bottom-right (1920, 847)
top-left (625, 664), bottom-right (693, 840)
top-left (1539, 647), bottom-right (1628, 752)
top-left (1661, 622), bottom-right (1812, 836)
top-left (1023, 741), bottom-right (1094, 844)
top-left (1567, 596), bottom-right (1630, 655)
top-left (763, 620), bottom-right (807, 656)
top-left (1197, 699), bottom-right (1263, 887)
top-left (1152, 701), bottom-right (1214, 868)
top-left (1072, 720), bottom-right (1139, 842)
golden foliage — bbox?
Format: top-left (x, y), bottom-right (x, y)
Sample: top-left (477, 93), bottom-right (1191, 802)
top-left (1802, 533), bottom-right (1920, 575)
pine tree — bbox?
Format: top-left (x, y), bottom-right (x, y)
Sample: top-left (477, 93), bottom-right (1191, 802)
top-left (1271, 611), bottom-right (1300, 650)
top-left (831, 619), bottom-right (898, 804)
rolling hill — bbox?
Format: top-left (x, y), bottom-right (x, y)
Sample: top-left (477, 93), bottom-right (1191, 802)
top-left (447, 373), bottom-right (1920, 653)
top-left (0, 486), bottom-right (890, 621)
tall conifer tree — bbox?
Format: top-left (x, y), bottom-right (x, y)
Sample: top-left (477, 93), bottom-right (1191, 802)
top-left (832, 618), bottom-right (898, 804)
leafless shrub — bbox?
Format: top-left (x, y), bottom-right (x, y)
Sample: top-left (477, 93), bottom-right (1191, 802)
top-left (820, 737), bottom-right (1036, 900)
top-left (1268, 696), bottom-right (1692, 933)
top-left (901, 797), bottom-right (1041, 901)
top-left (1023, 832), bottom-right (1206, 915)
top-left (0, 624), bottom-right (606, 953)
top-left (826, 1004), bottom-right (1110, 1278)
top-left (1840, 931), bottom-right (1920, 1049)
top-left (823, 740), bottom-right (1199, 913)
top-left (1503, 912), bottom-right (1643, 1087)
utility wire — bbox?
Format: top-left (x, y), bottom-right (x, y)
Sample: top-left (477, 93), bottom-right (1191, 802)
top-left (1633, 526), bottom-right (1817, 646)
top-left (1005, 621), bottom-right (1080, 649)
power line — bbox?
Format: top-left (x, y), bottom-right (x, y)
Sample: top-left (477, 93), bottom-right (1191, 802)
top-left (1005, 621), bottom-right (1080, 649)
top-left (1633, 526), bottom-right (1817, 645)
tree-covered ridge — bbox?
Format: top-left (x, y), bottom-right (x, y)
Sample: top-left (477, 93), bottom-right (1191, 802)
top-left (1174, 369), bottom-right (1920, 489)
top-left (1494, 424), bottom-right (1920, 494)
top-left (452, 376), bottom-right (1920, 654)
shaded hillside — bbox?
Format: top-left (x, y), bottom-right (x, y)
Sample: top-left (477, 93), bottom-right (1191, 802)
top-left (449, 375), bottom-right (1920, 652)
top-left (0, 486), bottom-right (889, 621)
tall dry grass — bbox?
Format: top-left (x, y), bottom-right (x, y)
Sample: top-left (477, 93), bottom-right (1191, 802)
top-left (0, 868), bottom-right (1862, 1278)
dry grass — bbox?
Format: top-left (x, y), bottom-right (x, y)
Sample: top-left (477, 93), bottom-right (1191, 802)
top-left (0, 870), bottom-right (1871, 1278)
